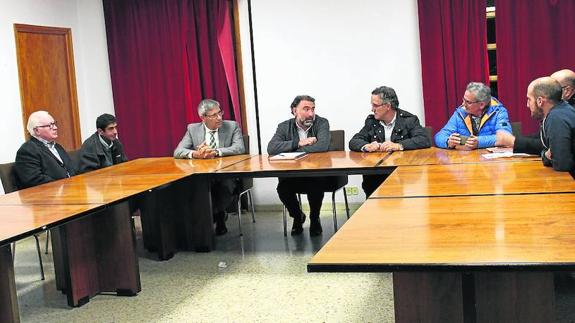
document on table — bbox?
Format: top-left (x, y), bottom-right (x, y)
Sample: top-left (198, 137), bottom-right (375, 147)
top-left (269, 152), bottom-right (308, 161)
top-left (481, 151), bottom-right (534, 159)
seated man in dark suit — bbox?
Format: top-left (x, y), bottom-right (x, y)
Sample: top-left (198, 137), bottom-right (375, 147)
top-left (267, 95), bottom-right (331, 236)
top-left (78, 113), bottom-right (128, 173)
top-left (15, 110), bottom-right (76, 188)
top-left (349, 86), bottom-right (430, 197)
top-left (174, 99), bottom-right (245, 235)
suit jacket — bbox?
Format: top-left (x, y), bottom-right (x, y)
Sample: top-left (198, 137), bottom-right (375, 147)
top-left (267, 115), bottom-right (330, 155)
top-left (349, 109), bottom-right (430, 151)
top-left (513, 132), bottom-right (543, 155)
top-left (173, 120), bottom-right (245, 158)
top-left (15, 137), bottom-right (77, 189)
top-left (77, 132), bottom-right (128, 173)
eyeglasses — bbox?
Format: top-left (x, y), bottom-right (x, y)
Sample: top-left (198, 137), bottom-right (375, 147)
top-left (371, 102), bottom-right (387, 109)
top-left (462, 98), bottom-right (479, 106)
top-left (35, 121), bottom-right (58, 130)
top-left (205, 111), bottom-right (224, 119)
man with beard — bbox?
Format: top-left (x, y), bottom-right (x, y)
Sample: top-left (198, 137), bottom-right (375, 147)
top-left (349, 86), bottom-right (430, 197)
top-left (496, 69), bottom-right (575, 154)
top-left (527, 77), bottom-right (575, 173)
top-left (267, 95), bottom-right (330, 236)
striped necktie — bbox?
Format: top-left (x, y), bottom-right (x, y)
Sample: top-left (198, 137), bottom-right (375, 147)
top-left (208, 131), bottom-right (217, 149)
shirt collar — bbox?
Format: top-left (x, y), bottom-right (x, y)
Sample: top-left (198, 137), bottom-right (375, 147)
top-left (204, 123), bottom-right (219, 133)
top-left (98, 134), bottom-right (114, 149)
top-left (380, 111), bottom-right (397, 127)
top-left (34, 136), bottom-right (55, 147)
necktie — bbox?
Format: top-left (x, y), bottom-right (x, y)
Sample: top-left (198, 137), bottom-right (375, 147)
top-left (209, 131), bottom-right (217, 149)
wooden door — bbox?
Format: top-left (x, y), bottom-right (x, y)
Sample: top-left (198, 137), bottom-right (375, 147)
top-left (14, 24), bottom-right (81, 150)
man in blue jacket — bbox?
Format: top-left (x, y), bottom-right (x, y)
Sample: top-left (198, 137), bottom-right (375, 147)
top-left (435, 82), bottom-right (512, 149)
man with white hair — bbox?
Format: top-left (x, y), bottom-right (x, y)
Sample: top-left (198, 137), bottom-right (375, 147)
top-left (15, 110), bottom-right (76, 189)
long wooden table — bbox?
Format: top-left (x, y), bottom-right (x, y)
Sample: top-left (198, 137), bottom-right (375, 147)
top-left (0, 155), bottom-right (252, 322)
top-left (309, 149), bottom-right (575, 322)
top-left (0, 148), bottom-right (566, 322)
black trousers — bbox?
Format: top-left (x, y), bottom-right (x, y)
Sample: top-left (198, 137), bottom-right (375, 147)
top-left (362, 174), bottom-right (390, 198)
top-left (277, 177), bottom-right (329, 220)
top-left (211, 178), bottom-right (236, 224)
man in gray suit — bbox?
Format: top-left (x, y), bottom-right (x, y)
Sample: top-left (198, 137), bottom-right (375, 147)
top-left (174, 99), bottom-right (245, 235)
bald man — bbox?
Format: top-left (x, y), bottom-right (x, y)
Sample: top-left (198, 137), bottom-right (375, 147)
top-left (496, 69), bottom-right (575, 155)
top-left (527, 77), bottom-right (575, 172)
top-left (550, 69), bottom-right (575, 106)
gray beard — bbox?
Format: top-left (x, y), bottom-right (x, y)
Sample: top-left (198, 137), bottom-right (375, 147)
top-left (303, 120), bottom-right (313, 127)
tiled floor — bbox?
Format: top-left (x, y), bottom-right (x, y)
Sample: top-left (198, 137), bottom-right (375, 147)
top-left (14, 209), bottom-right (395, 322)
top-left (12, 208), bottom-right (575, 322)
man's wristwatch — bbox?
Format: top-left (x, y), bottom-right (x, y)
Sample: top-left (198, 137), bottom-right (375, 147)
top-left (397, 143), bottom-right (404, 151)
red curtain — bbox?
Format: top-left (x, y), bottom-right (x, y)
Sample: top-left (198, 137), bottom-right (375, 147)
top-left (417, 0), bottom-right (489, 133)
top-left (496, 0), bottom-right (575, 135)
top-left (103, 0), bottom-right (241, 158)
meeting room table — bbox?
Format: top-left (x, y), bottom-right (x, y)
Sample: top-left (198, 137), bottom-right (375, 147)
top-left (308, 148), bottom-right (575, 322)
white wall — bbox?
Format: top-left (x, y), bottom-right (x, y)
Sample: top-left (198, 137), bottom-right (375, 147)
top-left (0, 0), bottom-right (114, 194)
top-left (0, 0), bottom-right (113, 161)
top-left (238, 0), bottom-right (424, 206)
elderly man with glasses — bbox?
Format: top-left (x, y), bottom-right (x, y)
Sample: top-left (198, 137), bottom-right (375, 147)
top-left (349, 86), bottom-right (430, 197)
top-left (435, 82), bottom-right (512, 150)
top-left (15, 110), bottom-right (77, 189)
top-left (174, 99), bottom-right (245, 235)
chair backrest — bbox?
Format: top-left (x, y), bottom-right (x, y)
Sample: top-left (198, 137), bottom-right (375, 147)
top-left (242, 135), bottom-right (250, 154)
top-left (511, 122), bottom-right (522, 137)
top-left (329, 130), bottom-right (345, 152)
top-left (0, 162), bottom-right (19, 193)
top-left (424, 126), bottom-right (434, 147)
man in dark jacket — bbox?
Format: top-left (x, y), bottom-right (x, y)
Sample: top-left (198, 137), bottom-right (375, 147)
top-left (267, 95), bottom-right (330, 236)
top-left (496, 69), bottom-right (575, 154)
top-left (15, 110), bottom-right (77, 189)
top-left (529, 77), bottom-right (575, 173)
top-left (78, 113), bottom-right (128, 173)
top-left (349, 86), bottom-right (430, 197)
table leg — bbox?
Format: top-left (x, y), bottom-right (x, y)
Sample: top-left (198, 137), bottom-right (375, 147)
top-left (393, 272), bottom-right (464, 323)
top-left (57, 201), bottom-right (140, 307)
top-left (0, 245), bottom-right (19, 323)
top-left (474, 272), bottom-right (554, 323)
top-left (140, 185), bottom-right (178, 260)
top-left (177, 175), bottom-right (214, 252)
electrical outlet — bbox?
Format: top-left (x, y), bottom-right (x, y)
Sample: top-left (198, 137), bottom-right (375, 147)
top-left (345, 186), bottom-right (359, 196)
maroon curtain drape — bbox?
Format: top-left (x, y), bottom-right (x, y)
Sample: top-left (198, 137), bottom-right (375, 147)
top-left (417, 0), bottom-right (489, 133)
top-left (496, 0), bottom-right (575, 135)
top-left (103, 0), bottom-right (241, 158)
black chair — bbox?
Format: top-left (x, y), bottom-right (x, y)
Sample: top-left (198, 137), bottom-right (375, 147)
top-left (281, 130), bottom-right (350, 236)
top-left (0, 162), bottom-right (45, 280)
top-left (424, 126), bottom-right (434, 147)
top-left (235, 135), bottom-right (256, 236)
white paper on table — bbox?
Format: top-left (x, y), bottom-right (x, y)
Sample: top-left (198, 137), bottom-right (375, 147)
top-left (481, 152), bottom-right (533, 159)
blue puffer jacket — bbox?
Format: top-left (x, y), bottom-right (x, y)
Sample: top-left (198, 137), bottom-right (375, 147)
top-left (434, 98), bottom-right (512, 148)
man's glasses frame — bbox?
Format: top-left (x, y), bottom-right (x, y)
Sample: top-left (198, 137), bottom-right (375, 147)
top-left (35, 121), bottom-right (58, 130)
top-left (205, 111), bottom-right (224, 119)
